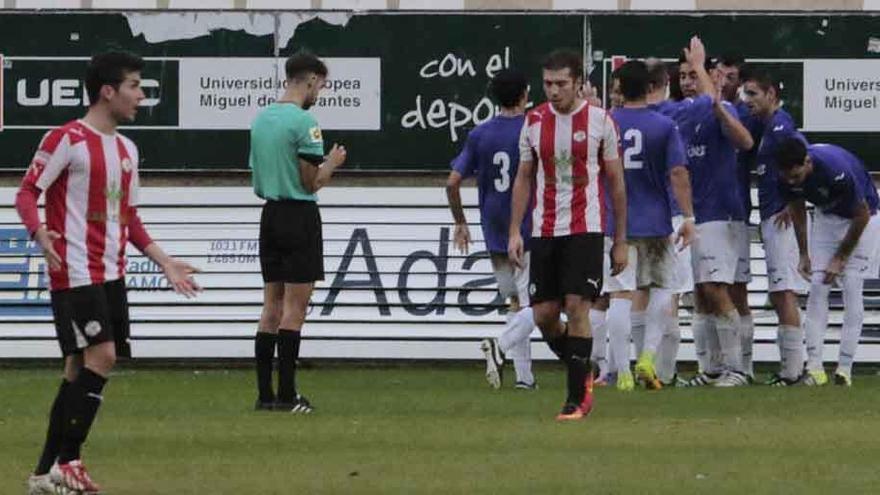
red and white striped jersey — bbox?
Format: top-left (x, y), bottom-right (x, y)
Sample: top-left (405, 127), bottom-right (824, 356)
top-left (519, 101), bottom-right (620, 238)
top-left (19, 120), bottom-right (141, 291)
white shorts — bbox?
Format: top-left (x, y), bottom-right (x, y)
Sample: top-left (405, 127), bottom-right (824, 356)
top-left (760, 211), bottom-right (809, 293)
top-left (601, 236), bottom-right (677, 293)
top-left (810, 211), bottom-right (880, 280)
top-left (491, 252), bottom-right (530, 305)
top-left (691, 221), bottom-right (744, 285)
top-left (734, 221), bottom-right (752, 284)
top-left (670, 215), bottom-right (694, 294)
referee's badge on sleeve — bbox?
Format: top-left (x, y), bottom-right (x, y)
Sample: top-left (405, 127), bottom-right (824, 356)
top-left (309, 126), bottom-right (323, 143)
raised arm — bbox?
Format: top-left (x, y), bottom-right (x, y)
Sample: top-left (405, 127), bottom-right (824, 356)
top-left (714, 102), bottom-right (754, 151)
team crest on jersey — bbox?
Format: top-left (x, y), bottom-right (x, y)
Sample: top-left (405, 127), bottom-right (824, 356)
top-left (84, 320), bottom-right (102, 338)
top-left (309, 126), bottom-right (323, 143)
top-left (121, 158), bottom-right (132, 172)
top-left (573, 130), bottom-right (587, 143)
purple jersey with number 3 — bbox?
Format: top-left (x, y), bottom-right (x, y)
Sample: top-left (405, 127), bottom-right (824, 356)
top-left (451, 115), bottom-right (531, 253)
top-left (609, 107), bottom-right (687, 237)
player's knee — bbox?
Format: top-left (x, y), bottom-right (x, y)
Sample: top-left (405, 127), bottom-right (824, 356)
top-left (533, 312), bottom-right (558, 334)
top-left (84, 342), bottom-right (116, 374)
top-left (259, 307), bottom-right (282, 331)
top-left (562, 296), bottom-right (587, 320)
top-left (279, 307), bottom-right (308, 329)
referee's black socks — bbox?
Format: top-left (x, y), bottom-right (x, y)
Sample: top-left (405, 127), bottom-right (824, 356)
top-left (255, 332), bottom-right (278, 403)
top-left (59, 367), bottom-right (106, 463)
top-left (565, 336), bottom-right (593, 406)
top-left (277, 329), bottom-right (302, 403)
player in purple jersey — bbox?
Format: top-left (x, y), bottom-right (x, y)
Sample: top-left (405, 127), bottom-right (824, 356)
top-left (715, 54), bottom-right (763, 378)
top-left (676, 37), bottom-right (755, 387)
top-left (643, 58), bottom-right (694, 386)
top-left (446, 69), bottom-right (537, 390)
top-left (601, 61), bottom-right (695, 391)
top-left (777, 140), bottom-right (880, 387)
top-left (742, 71), bottom-right (810, 385)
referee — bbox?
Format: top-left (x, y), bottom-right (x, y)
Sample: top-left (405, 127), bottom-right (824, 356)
top-left (249, 52), bottom-right (347, 413)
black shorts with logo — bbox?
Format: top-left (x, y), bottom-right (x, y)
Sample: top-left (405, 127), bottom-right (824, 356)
top-left (529, 233), bottom-right (604, 304)
top-left (259, 199), bottom-right (325, 284)
top-left (50, 278), bottom-right (131, 358)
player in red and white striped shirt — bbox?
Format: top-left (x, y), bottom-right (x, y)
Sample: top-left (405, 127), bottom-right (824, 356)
top-left (17, 52), bottom-right (200, 494)
top-left (509, 50), bottom-right (628, 421)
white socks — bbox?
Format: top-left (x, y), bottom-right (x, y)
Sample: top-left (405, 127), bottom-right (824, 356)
top-left (778, 324), bottom-right (805, 380)
top-left (656, 313), bottom-right (681, 383)
top-left (643, 289), bottom-right (673, 359)
top-left (691, 313), bottom-right (711, 373)
top-left (804, 282), bottom-right (831, 372)
top-left (608, 298), bottom-right (633, 373)
top-left (499, 307), bottom-right (535, 385)
top-left (739, 313), bottom-right (755, 377)
top-left (630, 310), bottom-right (646, 359)
top-left (838, 277), bottom-right (865, 376)
top-left (589, 309), bottom-right (608, 377)
top-left (714, 310), bottom-right (743, 373)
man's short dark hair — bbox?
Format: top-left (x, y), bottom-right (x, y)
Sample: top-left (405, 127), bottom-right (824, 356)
top-left (645, 58), bottom-right (669, 89)
top-left (775, 138), bottom-right (808, 171)
top-left (85, 51), bottom-right (145, 106)
top-left (285, 51), bottom-right (328, 81)
top-left (744, 70), bottom-right (781, 96)
top-left (489, 68), bottom-right (528, 108)
top-left (717, 53), bottom-right (745, 69)
top-left (541, 49), bottom-right (583, 81)
top-left (617, 60), bottom-right (649, 101)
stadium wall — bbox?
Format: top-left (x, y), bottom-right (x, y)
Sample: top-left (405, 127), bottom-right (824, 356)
top-left (0, 187), bottom-right (879, 362)
top-left (1, 10), bottom-right (880, 172)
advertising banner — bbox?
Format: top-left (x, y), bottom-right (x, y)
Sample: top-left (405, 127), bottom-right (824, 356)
top-left (802, 59), bottom-right (880, 132)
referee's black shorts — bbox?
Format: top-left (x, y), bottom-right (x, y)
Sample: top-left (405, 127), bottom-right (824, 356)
top-left (259, 199), bottom-right (324, 284)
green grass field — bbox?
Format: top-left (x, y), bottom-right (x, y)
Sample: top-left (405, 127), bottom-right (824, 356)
top-left (2, 364), bottom-right (880, 494)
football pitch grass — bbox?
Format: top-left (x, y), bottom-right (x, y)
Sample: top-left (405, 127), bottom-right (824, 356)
top-left (2, 363), bottom-right (880, 494)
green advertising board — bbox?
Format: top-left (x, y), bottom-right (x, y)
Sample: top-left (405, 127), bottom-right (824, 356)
top-left (0, 11), bottom-right (878, 171)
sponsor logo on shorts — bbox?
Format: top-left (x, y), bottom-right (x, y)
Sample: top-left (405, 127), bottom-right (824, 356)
top-left (708, 268), bottom-right (719, 275)
top-left (587, 278), bottom-right (599, 290)
top-left (84, 320), bottom-right (102, 338)
top-left (529, 283), bottom-right (536, 296)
